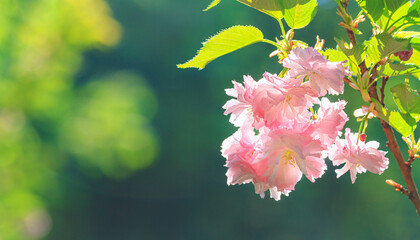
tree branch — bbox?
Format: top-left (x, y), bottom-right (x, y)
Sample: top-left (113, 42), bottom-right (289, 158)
top-left (368, 81), bottom-right (420, 216)
top-left (336, 0), bottom-right (420, 216)
top-left (380, 76), bottom-right (389, 105)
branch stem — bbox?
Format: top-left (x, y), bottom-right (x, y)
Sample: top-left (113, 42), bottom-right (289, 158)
top-left (368, 81), bottom-right (420, 216)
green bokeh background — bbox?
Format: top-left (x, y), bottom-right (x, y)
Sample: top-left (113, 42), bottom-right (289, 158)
top-left (0, 0), bottom-right (419, 239)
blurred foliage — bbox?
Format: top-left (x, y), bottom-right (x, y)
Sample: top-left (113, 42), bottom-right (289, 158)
top-left (0, 0), bottom-right (158, 239)
top-left (60, 72), bottom-right (158, 178)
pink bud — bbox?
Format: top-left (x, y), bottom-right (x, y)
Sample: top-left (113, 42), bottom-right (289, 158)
top-left (359, 133), bottom-right (367, 142)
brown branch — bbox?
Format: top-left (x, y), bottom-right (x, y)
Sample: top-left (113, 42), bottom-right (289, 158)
top-left (368, 81), bottom-right (420, 216)
top-left (336, 1), bottom-right (420, 216)
top-left (408, 156), bottom-right (415, 166)
top-left (380, 76), bottom-right (389, 105)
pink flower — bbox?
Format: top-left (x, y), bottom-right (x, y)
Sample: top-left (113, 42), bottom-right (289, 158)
top-left (257, 130), bottom-right (327, 193)
top-left (308, 98), bottom-right (348, 147)
top-left (329, 128), bottom-right (389, 183)
top-left (223, 73), bottom-right (319, 130)
top-left (221, 126), bottom-right (289, 200)
top-left (252, 72), bottom-right (319, 129)
top-left (283, 47), bottom-right (350, 96)
top-left (223, 75), bottom-right (258, 128)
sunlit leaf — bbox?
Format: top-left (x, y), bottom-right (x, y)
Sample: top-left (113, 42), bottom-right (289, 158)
top-left (385, 0), bottom-right (409, 12)
top-left (364, 33), bottom-right (410, 65)
top-left (177, 25), bottom-right (264, 70)
top-left (237, 0), bottom-right (283, 20)
top-left (378, 1), bottom-right (411, 29)
top-left (391, 83), bottom-right (420, 115)
top-left (204, 0), bottom-right (221, 11)
top-left (356, 0), bottom-right (384, 21)
top-left (381, 62), bottom-right (420, 76)
top-left (336, 38), bottom-right (365, 64)
top-left (322, 48), bottom-right (359, 74)
top-left (282, 0), bottom-right (317, 29)
top-left (372, 99), bottom-right (416, 137)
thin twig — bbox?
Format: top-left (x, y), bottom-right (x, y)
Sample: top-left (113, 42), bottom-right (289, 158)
top-left (386, 179), bottom-right (410, 197)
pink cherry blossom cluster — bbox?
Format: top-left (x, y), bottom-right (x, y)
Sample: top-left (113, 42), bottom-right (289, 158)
top-left (221, 47), bottom-right (389, 200)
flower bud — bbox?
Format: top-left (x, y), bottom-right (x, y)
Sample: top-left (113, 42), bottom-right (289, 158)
top-left (359, 133), bottom-right (367, 142)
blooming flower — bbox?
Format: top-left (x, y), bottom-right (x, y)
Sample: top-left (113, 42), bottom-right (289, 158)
top-left (329, 128), bottom-right (389, 183)
top-left (223, 75), bottom-right (258, 128)
top-left (221, 126), bottom-right (289, 200)
top-left (308, 98), bottom-right (348, 147)
top-left (223, 72), bottom-right (319, 130)
top-left (257, 129), bottom-right (327, 193)
top-left (252, 73), bottom-right (319, 129)
top-left (283, 47), bottom-right (351, 96)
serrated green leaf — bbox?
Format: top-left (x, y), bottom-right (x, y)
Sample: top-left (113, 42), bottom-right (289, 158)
top-left (237, 0), bottom-right (284, 20)
top-left (391, 83), bottom-right (420, 115)
top-left (372, 99), bottom-right (416, 136)
top-left (406, 0), bottom-right (420, 19)
top-left (356, 0), bottom-right (384, 21)
top-left (322, 48), bottom-right (359, 74)
top-left (282, 0), bottom-right (317, 29)
top-left (385, 0), bottom-right (409, 11)
top-left (378, 1), bottom-right (411, 29)
top-left (336, 39), bottom-right (365, 64)
top-left (381, 62), bottom-right (420, 76)
top-left (364, 37), bottom-right (381, 65)
top-left (322, 48), bottom-right (347, 62)
top-left (367, 0), bottom-right (385, 21)
top-left (204, 0), bottom-right (221, 11)
top-left (364, 33), bottom-right (410, 65)
top-left (177, 26), bottom-right (264, 70)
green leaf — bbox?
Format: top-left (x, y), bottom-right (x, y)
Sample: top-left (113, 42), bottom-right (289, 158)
top-left (372, 99), bottom-right (417, 136)
top-left (237, 0), bottom-right (284, 20)
top-left (378, 1), bottom-right (411, 30)
top-left (394, 31), bottom-right (420, 39)
top-left (282, 0), bottom-right (317, 29)
top-left (336, 39), bottom-right (365, 64)
top-left (322, 48), bottom-right (347, 62)
top-left (385, 0), bottom-right (409, 11)
top-left (322, 48), bottom-right (359, 74)
top-left (411, 37), bottom-right (420, 52)
top-left (356, 0), bottom-right (384, 21)
top-left (377, 32), bottom-right (411, 56)
top-left (406, 0), bottom-right (420, 19)
top-left (204, 0), bottom-right (221, 11)
top-left (177, 26), bottom-right (264, 70)
top-left (381, 62), bottom-right (420, 76)
top-left (364, 37), bottom-right (381, 65)
top-left (364, 33), bottom-right (410, 65)
top-left (391, 83), bottom-right (420, 115)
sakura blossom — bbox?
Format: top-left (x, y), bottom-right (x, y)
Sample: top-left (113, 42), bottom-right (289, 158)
top-left (222, 70), bottom-right (353, 200)
top-left (223, 75), bottom-right (258, 128)
top-left (307, 98), bottom-right (348, 147)
top-left (252, 73), bottom-right (319, 129)
top-left (282, 47), bottom-right (351, 96)
top-left (329, 128), bottom-right (389, 183)
top-left (223, 72), bottom-right (319, 130)
top-left (221, 126), bottom-right (290, 200)
top-left (258, 130), bottom-right (327, 189)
